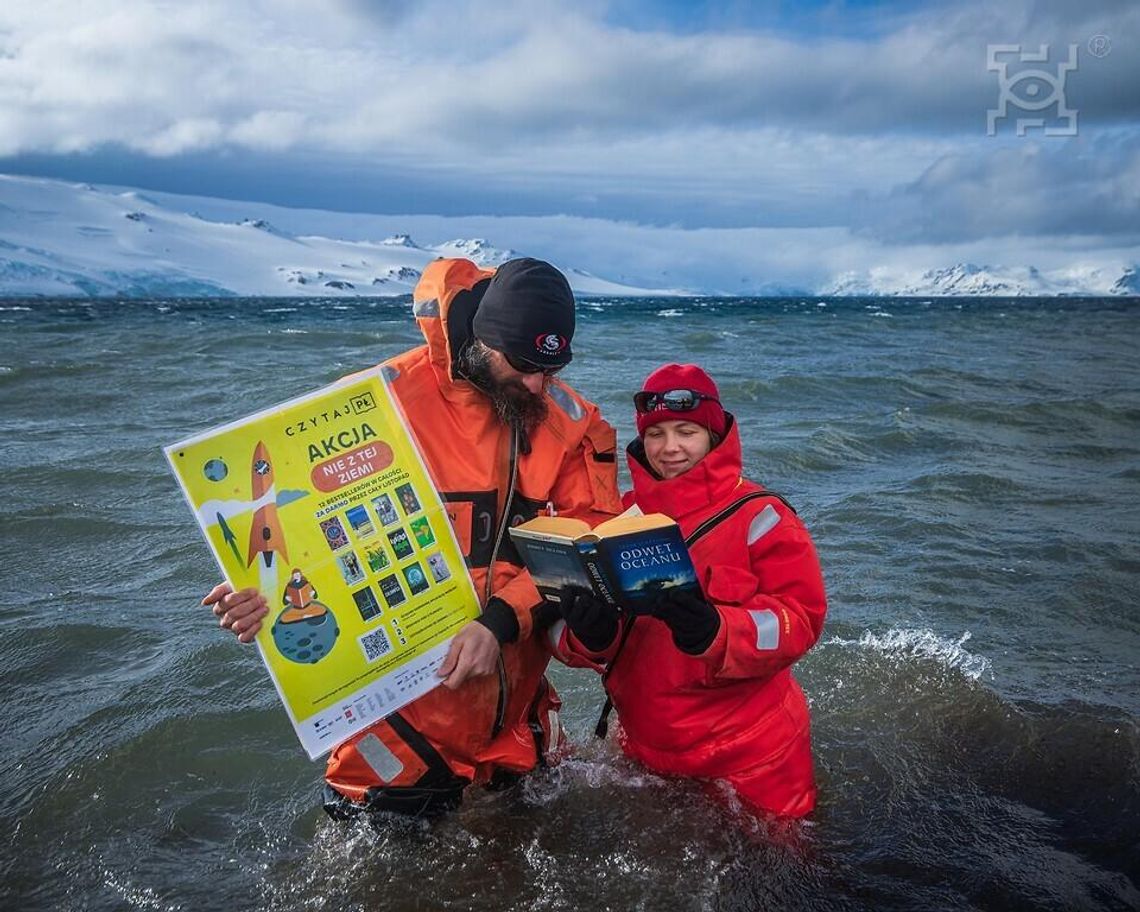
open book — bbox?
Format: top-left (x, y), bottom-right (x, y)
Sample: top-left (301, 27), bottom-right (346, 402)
top-left (509, 511), bottom-right (699, 614)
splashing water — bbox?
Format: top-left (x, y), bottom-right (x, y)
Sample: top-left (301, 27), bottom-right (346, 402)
top-left (827, 628), bottom-right (993, 681)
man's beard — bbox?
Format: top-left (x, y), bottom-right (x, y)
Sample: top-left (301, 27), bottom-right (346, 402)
top-left (457, 341), bottom-right (549, 431)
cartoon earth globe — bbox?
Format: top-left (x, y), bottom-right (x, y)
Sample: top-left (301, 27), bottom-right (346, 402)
top-left (271, 610), bottom-right (339, 664)
top-left (203, 458), bottom-right (228, 482)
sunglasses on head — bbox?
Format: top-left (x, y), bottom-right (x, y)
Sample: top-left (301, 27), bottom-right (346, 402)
top-left (503, 352), bottom-right (564, 375)
top-left (633, 389), bottom-right (719, 414)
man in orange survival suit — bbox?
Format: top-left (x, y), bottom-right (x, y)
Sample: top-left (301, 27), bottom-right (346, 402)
top-left (203, 257), bottom-right (622, 819)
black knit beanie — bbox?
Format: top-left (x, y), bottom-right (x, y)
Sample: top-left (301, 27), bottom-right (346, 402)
top-left (472, 258), bottom-right (575, 368)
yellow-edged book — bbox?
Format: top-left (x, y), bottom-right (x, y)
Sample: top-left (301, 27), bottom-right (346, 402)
top-left (509, 511), bottom-right (698, 614)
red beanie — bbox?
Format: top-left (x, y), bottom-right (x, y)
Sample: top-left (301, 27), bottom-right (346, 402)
top-left (635, 363), bottom-right (727, 438)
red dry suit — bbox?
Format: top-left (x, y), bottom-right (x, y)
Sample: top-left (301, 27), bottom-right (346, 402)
top-left (554, 416), bottom-right (827, 817)
top-left (324, 258), bottom-right (622, 814)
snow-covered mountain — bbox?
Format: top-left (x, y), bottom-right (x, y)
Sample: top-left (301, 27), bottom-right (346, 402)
top-left (0, 175), bottom-right (667, 298)
top-left (1, 174), bottom-right (1136, 298)
top-left (1112, 267), bottom-right (1140, 295)
top-left (823, 262), bottom-right (1139, 297)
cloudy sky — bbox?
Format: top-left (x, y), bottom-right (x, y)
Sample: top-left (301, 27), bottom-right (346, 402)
top-left (1, 0), bottom-right (1138, 288)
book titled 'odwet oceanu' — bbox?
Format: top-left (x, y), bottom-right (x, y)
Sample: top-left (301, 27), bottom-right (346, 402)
top-left (508, 512), bottom-right (699, 614)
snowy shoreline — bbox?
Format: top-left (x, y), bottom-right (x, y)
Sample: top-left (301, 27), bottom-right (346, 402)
top-left (2, 174), bottom-right (1136, 299)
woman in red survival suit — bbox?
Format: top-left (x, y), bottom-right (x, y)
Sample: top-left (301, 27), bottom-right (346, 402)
top-left (552, 363), bottom-right (828, 818)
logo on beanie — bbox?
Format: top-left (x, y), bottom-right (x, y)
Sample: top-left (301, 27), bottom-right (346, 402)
top-left (535, 333), bottom-right (568, 355)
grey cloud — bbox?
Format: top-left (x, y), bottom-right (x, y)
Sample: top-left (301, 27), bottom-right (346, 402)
top-left (0, 0), bottom-right (1137, 162)
top-left (2, 0), bottom-right (1138, 248)
top-left (852, 131), bottom-right (1140, 243)
top-left (321, 0), bottom-right (1140, 144)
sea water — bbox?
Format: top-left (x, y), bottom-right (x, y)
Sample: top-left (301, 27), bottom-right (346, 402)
top-left (0, 296), bottom-right (1137, 911)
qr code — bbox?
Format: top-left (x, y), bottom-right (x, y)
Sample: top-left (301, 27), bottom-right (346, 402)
top-left (359, 627), bottom-right (392, 662)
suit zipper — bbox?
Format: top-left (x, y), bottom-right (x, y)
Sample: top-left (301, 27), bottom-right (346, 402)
top-left (485, 421), bottom-right (520, 738)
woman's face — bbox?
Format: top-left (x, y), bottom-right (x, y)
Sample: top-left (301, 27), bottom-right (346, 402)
top-left (642, 419), bottom-right (712, 479)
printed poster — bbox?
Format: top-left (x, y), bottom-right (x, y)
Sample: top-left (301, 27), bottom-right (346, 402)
top-left (164, 368), bottom-right (480, 758)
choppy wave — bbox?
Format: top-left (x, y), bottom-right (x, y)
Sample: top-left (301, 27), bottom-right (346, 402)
top-left (2, 295), bottom-right (1138, 911)
top-left (827, 628), bottom-right (993, 680)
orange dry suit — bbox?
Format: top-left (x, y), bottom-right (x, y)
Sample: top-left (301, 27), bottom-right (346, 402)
top-left (323, 258), bottom-right (622, 817)
top-left (552, 416), bottom-right (826, 818)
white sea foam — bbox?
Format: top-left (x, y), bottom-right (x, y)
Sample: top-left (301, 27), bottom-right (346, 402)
top-left (521, 757), bottom-right (664, 807)
top-left (99, 866), bottom-right (176, 911)
top-left (828, 628), bottom-right (992, 680)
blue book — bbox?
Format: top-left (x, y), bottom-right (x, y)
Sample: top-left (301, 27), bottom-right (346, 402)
top-left (509, 512), bottom-right (699, 614)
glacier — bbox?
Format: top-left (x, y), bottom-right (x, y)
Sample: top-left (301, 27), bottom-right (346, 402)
top-left (1, 174), bottom-right (1136, 298)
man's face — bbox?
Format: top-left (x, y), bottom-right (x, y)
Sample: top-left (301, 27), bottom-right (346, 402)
top-left (486, 348), bottom-right (548, 397)
top-left (460, 340), bottom-right (551, 429)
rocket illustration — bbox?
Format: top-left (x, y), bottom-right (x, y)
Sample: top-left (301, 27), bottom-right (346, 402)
top-left (246, 441), bottom-right (289, 568)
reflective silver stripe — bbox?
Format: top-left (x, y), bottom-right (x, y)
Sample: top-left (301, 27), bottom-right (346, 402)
top-left (355, 732), bottom-right (404, 783)
top-left (749, 609), bottom-right (780, 651)
top-left (413, 296), bottom-right (439, 317)
top-left (747, 504), bottom-right (780, 545)
top-left (547, 383), bottom-right (584, 421)
top-left (547, 618), bottom-right (567, 653)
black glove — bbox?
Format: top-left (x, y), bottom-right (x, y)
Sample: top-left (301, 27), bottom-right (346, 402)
top-left (650, 589), bottom-right (720, 655)
top-left (558, 586), bottom-right (619, 652)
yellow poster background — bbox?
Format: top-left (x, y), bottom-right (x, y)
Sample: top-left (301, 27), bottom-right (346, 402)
top-left (165, 368), bottom-right (479, 758)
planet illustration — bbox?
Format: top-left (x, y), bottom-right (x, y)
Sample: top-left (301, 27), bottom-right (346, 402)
top-left (203, 458), bottom-right (228, 482)
top-left (271, 610), bottom-right (339, 664)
